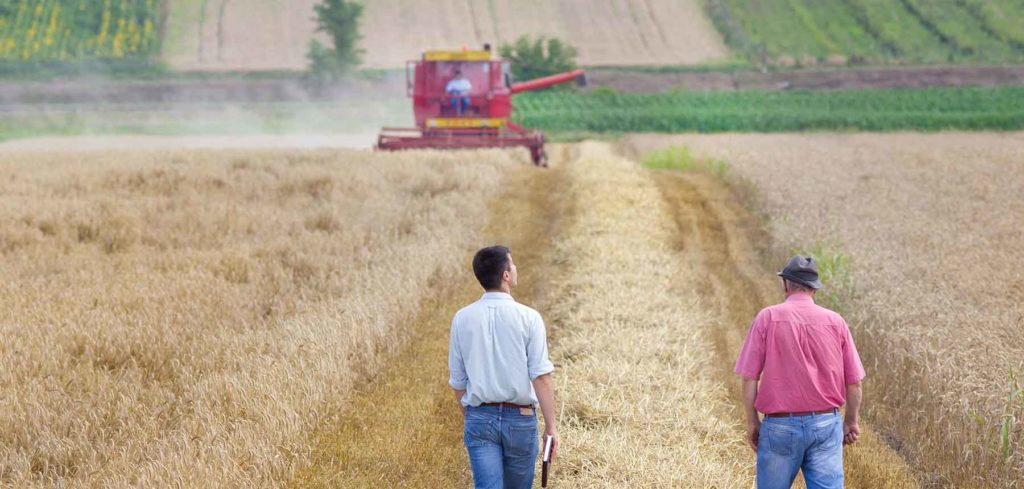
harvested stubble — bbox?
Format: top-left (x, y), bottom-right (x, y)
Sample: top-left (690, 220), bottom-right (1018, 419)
top-left (545, 141), bottom-right (751, 486)
top-left (0, 148), bottom-right (516, 486)
top-left (627, 132), bottom-right (1024, 487)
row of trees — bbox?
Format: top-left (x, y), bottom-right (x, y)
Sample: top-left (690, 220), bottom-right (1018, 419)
top-left (307, 0), bottom-right (579, 84)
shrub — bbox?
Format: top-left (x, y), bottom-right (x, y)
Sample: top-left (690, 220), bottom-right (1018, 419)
top-left (498, 35), bottom-right (578, 83)
top-left (306, 0), bottom-right (364, 82)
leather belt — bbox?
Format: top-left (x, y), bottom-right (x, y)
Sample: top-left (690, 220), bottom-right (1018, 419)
top-left (480, 402), bottom-right (534, 409)
top-left (765, 408), bottom-right (838, 418)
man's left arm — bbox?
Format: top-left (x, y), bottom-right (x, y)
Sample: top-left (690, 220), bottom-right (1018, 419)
top-left (452, 389), bottom-right (466, 417)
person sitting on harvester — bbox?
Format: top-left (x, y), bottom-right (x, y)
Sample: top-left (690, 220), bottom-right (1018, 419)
top-left (446, 69), bottom-right (472, 115)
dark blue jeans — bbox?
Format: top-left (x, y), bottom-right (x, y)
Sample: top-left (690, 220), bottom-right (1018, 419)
top-left (463, 404), bottom-right (539, 489)
top-left (451, 95), bottom-right (470, 115)
top-left (757, 410), bottom-right (844, 488)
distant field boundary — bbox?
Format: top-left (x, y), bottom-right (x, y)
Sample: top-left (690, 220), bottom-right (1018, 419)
top-left (3, 64), bottom-right (1024, 104)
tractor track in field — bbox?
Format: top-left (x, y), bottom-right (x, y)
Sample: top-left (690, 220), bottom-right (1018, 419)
top-left (291, 146), bottom-right (571, 488)
top-left (292, 143), bottom-right (918, 487)
top-left (651, 168), bottom-right (919, 488)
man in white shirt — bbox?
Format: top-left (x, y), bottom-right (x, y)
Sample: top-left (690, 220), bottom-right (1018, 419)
top-left (445, 69), bottom-right (472, 115)
top-left (449, 245), bottom-right (559, 489)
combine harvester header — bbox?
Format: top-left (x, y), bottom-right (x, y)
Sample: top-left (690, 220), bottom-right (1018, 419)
top-left (376, 46), bottom-right (586, 166)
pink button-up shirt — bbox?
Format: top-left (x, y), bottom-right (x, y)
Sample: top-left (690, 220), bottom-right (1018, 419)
top-left (734, 292), bottom-right (865, 414)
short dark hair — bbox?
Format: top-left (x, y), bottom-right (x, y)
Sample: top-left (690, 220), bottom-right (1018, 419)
top-left (473, 245), bottom-right (511, 290)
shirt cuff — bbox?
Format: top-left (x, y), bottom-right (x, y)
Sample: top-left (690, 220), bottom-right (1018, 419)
top-left (734, 367), bottom-right (760, 381)
top-left (529, 365), bottom-right (555, 381)
top-left (449, 378), bottom-right (467, 390)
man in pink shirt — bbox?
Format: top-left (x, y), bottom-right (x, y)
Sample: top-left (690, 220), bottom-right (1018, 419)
top-left (735, 256), bottom-right (865, 489)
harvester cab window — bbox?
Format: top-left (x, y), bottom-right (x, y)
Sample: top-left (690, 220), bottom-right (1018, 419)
top-left (439, 61), bottom-right (487, 116)
top-left (502, 62), bottom-right (512, 87)
top-left (439, 62), bottom-right (485, 95)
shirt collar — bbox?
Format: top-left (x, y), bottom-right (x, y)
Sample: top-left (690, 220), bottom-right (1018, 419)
top-left (785, 292), bottom-right (815, 303)
top-left (481, 291), bottom-right (513, 301)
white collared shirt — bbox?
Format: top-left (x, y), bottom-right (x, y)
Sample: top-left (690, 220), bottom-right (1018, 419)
top-left (448, 292), bottom-right (554, 407)
top-left (445, 78), bottom-right (472, 94)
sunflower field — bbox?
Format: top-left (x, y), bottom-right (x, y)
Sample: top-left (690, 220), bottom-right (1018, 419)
top-left (0, 0), bottom-right (160, 62)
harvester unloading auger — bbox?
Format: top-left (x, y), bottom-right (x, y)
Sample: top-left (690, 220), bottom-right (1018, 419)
top-left (376, 46), bottom-right (586, 167)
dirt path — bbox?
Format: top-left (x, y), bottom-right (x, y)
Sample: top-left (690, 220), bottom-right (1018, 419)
top-left (652, 169), bottom-right (919, 488)
top-left (291, 147), bottom-right (569, 488)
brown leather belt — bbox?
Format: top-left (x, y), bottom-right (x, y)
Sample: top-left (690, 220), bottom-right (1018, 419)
top-left (480, 402), bottom-right (534, 409)
top-left (765, 408), bottom-right (838, 418)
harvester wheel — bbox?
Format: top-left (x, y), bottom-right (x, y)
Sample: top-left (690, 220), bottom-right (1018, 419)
top-left (531, 148), bottom-right (548, 167)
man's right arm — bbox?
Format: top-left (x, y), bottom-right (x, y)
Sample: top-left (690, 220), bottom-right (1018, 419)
top-left (741, 377), bottom-right (760, 452)
top-left (844, 382), bottom-right (862, 445)
top-left (532, 373), bottom-right (558, 460)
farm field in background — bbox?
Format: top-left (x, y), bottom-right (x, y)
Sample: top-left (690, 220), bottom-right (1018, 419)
top-left (517, 86), bottom-right (1024, 133)
top-left (0, 0), bottom-right (159, 61)
top-left (0, 147), bottom-right (515, 486)
top-left (707, 0), bottom-right (1024, 65)
top-left (4, 134), bottom-right (1023, 486)
top-left (6, 85), bottom-right (1024, 145)
top-left (163, 0), bottom-right (725, 71)
top-left (627, 132), bottom-right (1024, 487)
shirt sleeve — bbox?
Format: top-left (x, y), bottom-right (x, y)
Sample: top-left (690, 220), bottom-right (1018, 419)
top-left (448, 316), bottom-right (468, 390)
top-left (841, 319), bottom-right (866, 385)
top-left (527, 311), bottom-right (555, 380)
top-left (734, 310), bottom-right (768, 380)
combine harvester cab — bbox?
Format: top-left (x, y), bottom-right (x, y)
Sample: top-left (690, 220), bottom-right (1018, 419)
top-left (376, 47), bottom-right (585, 167)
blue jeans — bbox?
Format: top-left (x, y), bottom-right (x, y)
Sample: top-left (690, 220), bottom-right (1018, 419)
top-left (463, 404), bottom-right (539, 489)
top-left (757, 410), bottom-right (844, 489)
top-left (451, 95), bottom-right (470, 115)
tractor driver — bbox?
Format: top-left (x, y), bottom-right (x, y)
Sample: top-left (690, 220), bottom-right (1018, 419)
top-left (446, 69), bottom-right (472, 116)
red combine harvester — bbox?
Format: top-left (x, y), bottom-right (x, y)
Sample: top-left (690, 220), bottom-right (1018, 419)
top-left (376, 47), bottom-right (586, 167)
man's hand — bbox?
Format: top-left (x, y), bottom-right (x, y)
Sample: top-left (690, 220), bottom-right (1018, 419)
top-left (746, 419), bottom-right (761, 452)
top-left (844, 382), bottom-right (862, 445)
top-left (542, 429), bottom-right (559, 461)
top-left (740, 378), bottom-right (760, 452)
top-left (452, 389), bottom-right (466, 417)
top-left (843, 419), bottom-right (860, 445)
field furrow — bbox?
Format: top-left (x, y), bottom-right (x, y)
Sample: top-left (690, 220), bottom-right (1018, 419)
top-left (649, 168), bottom-right (918, 488)
top-left (292, 147), bottom-right (569, 488)
top-left (627, 132), bottom-right (1024, 487)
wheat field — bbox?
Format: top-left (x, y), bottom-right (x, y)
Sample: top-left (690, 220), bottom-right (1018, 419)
top-left (627, 132), bottom-right (1024, 487)
top-left (162, 0), bottom-right (726, 71)
top-left (7, 135), bottom-right (1016, 487)
top-left (0, 148), bottom-right (517, 486)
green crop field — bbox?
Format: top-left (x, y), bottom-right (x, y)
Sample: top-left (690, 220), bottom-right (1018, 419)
top-left (705, 0), bottom-right (1024, 65)
top-left (515, 86), bottom-right (1024, 133)
top-left (0, 0), bottom-right (160, 62)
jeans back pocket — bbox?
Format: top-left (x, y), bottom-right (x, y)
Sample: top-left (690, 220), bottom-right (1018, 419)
top-left (464, 417), bottom-right (499, 448)
top-left (507, 424), bottom-right (538, 458)
top-left (812, 417), bottom-right (841, 452)
top-left (764, 423), bottom-right (797, 457)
